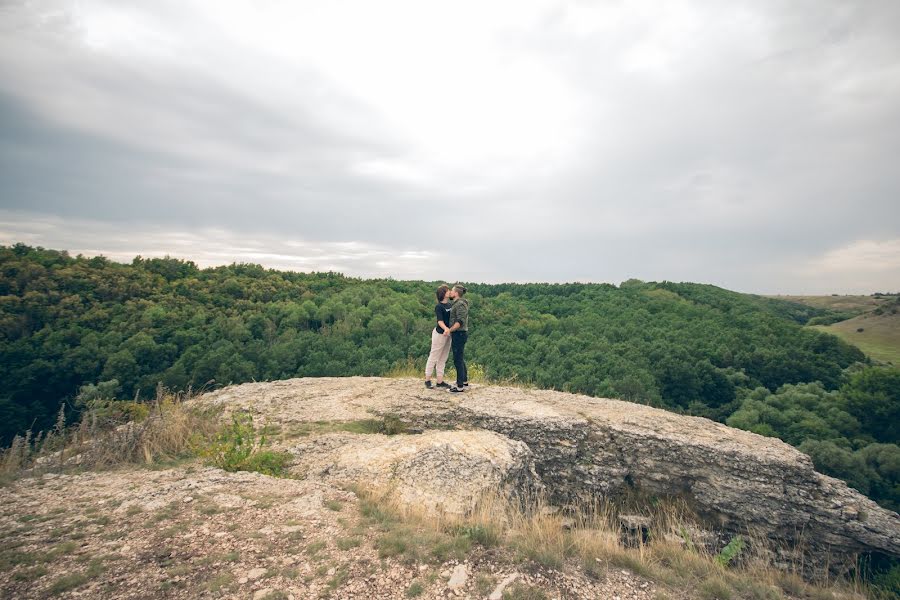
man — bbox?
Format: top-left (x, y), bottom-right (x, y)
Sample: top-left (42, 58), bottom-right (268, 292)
top-left (445, 284), bottom-right (470, 393)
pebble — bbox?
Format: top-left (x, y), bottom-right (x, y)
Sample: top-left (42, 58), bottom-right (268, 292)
top-left (252, 588), bottom-right (273, 600)
top-left (183, 496), bottom-right (193, 503)
top-left (246, 567), bottom-right (267, 581)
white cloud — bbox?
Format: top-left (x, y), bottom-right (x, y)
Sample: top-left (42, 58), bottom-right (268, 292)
top-left (0, 210), bottom-right (443, 280)
top-left (0, 0), bottom-right (898, 293)
top-left (816, 239), bottom-right (900, 273)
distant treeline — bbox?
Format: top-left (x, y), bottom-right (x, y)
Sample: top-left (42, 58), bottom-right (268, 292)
top-left (1, 244), bottom-right (897, 510)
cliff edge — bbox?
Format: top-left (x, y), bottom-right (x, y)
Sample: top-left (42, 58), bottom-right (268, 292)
top-left (203, 377), bottom-right (900, 565)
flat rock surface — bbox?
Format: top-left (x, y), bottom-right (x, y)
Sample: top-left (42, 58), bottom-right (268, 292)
top-left (202, 377), bottom-right (900, 561)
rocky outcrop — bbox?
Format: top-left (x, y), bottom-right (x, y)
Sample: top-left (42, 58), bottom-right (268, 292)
top-left (200, 377), bottom-right (900, 564)
top-left (289, 430), bottom-right (536, 514)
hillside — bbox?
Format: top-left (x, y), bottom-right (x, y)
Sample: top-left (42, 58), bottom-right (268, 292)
top-left (1, 378), bottom-right (896, 599)
top-left (0, 244), bottom-right (864, 445)
top-left (769, 294), bottom-right (897, 316)
top-left (809, 298), bottom-right (900, 367)
top-left (2, 244), bottom-right (899, 515)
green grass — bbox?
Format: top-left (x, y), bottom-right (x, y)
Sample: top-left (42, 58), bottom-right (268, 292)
top-left (770, 294), bottom-right (894, 314)
top-left (406, 580), bottom-right (424, 597)
top-left (812, 311), bottom-right (900, 366)
top-left (48, 572), bottom-right (90, 595)
top-left (203, 571), bottom-right (234, 593)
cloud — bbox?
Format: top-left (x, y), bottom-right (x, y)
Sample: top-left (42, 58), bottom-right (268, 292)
top-left (0, 210), bottom-right (443, 280)
top-left (816, 239), bottom-right (900, 274)
top-left (0, 0), bottom-right (898, 293)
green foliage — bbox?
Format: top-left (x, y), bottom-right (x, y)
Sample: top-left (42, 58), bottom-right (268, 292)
top-left (198, 411), bottom-right (290, 476)
top-left (842, 368), bottom-right (900, 444)
top-left (1, 244), bottom-right (891, 507)
top-left (726, 377), bottom-right (899, 511)
top-left (715, 535), bottom-right (745, 567)
top-left (405, 581), bottom-right (424, 597)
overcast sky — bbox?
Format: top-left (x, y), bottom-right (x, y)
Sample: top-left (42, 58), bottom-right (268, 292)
top-left (1, 0), bottom-right (898, 293)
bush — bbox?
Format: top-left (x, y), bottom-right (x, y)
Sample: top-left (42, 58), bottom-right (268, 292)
top-left (198, 411), bottom-right (291, 476)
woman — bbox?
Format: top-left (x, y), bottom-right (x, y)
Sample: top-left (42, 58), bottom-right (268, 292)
top-left (425, 284), bottom-right (453, 389)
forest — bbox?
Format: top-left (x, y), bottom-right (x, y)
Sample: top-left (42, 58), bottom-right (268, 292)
top-left (1, 243), bottom-right (897, 511)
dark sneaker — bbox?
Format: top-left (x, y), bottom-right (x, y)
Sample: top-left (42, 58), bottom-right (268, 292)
top-left (425, 381), bottom-right (433, 389)
top-left (449, 386), bottom-right (465, 393)
top-left (463, 382), bottom-right (470, 387)
top-left (436, 382), bottom-right (451, 389)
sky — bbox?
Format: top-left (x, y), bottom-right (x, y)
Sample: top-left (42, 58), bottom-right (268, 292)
top-left (1, 0), bottom-right (899, 294)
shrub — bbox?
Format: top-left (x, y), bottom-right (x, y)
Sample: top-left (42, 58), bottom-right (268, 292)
top-left (197, 411), bottom-right (291, 476)
top-left (715, 535), bottom-right (744, 567)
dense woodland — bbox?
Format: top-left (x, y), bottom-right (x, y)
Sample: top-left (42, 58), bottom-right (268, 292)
top-left (1, 244), bottom-right (897, 511)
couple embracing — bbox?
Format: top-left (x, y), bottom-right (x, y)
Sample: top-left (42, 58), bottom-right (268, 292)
top-left (424, 284), bottom-right (469, 393)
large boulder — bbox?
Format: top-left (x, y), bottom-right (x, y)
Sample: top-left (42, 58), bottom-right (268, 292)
top-left (200, 377), bottom-right (900, 564)
top-left (288, 430), bottom-right (536, 514)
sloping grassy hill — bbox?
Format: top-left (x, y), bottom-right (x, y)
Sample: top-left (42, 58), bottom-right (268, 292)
top-left (770, 294), bottom-right (895, 314)
top-left (812, 311), bottom-right (900, 366)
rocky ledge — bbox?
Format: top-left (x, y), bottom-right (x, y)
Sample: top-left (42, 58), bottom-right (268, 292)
top-left (200, 377), bottom-right (900, 566)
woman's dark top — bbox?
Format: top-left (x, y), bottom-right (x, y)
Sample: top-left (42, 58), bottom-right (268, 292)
top-left (434, 302), bottom-right (451, 334)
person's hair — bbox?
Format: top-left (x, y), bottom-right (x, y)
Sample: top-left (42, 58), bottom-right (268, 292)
top-left (436, 285), bottom-right (450, 302)
top-left (452, 284), bottom-right (467, 297)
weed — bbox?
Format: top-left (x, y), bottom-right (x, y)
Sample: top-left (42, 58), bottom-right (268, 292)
top-left (715, 535), bottom-right (745, 567)
top-left (324, 499), bottom-right (343, 512)
top-left (198, 411), bottom-right (291, 476)
top-left (475, 573), bottom-right (496, 595)
top-left (48, 572), bottom-right (89, 595)
top-left (503, 583), bottom-right (549, 600)
top-left (204, 571), bottom-right (234, 593)
top-left (406, 580), bottom-right (424, 597)
top-left (306, 540), bottom-right (327, 557)
top-left (336, 536), bottom-right (361, 550)
top-left (11, 565), bottom-right (48, 581)
top-left (699, 577), bottom-right (733, 600)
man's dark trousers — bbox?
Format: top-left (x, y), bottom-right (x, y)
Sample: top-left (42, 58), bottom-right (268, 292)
top-left (451, 331), bottom-right (468, 387)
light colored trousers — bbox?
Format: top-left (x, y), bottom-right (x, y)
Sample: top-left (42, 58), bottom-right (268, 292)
top-left (425, 329), bottom-right (452, 379)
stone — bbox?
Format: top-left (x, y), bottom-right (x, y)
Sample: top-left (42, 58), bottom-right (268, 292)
top-left (198, 377), bottom-right (900, 565)
top-left (252, 589), bottom-right (273, 600)
top-left (246, 567), bottom-right (266, 581)
top-left (447, 564), bottom-right (467, 590)
top-left (489, 573), bottom-right (519, 600)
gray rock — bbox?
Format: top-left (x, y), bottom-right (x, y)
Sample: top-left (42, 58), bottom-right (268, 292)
top-left (489, 573), bottom-right (519, 600)
top-left (199, 377), bottom-right (900, 565)
top-left (447, 564), bottom-right (467, 590)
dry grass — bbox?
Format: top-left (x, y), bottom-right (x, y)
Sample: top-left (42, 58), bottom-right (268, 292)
top-left (1, 386), bottom-right (221, 476)
top-left (385, 357), bottom-right (536, 389)
top-left (351, 485), bottom-right (873, 600)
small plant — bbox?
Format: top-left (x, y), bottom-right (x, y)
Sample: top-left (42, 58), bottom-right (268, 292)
top-left (503, 583), bottom-right (549, 600)
top-left (715, 535), bottom-right (745, 567)
top-left (336, 536), bottom-right (361, 550)
top-left (48, 572), bottom-right (90, 595)
top-left (406, 580), bottom-right (424, 597)
top-left (203, 571), bottom-right (234, 593)
top-left (324, 499), bottom-right (344, 512)
top-left (198, 411), bottom-right (291, 476)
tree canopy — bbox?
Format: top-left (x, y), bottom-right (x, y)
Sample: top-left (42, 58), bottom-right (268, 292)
top-left (1, 243), bottom-right (895, 509)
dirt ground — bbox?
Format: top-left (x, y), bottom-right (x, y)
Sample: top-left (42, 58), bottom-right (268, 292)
top-left (0, 465), bottom-right (658, 599)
